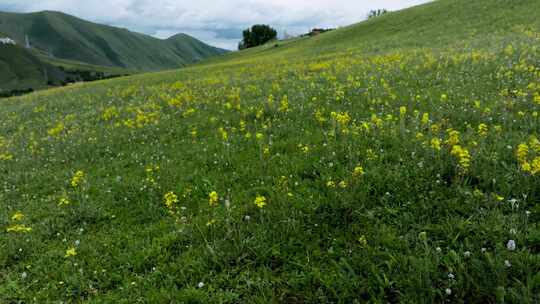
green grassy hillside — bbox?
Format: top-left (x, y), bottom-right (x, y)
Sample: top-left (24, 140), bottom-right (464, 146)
top-left (204, 0), bottom-right (540, 66)
top-left (0, 44), bottom-right (134, 95)
top-left (0, 44), bottom-right (61, 91)
top-left (2, 0), bottom-right (540, 302)
top-left (0, 10), bottom-right (227, 71)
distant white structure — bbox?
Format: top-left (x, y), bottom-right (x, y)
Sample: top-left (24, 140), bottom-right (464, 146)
top-left (25, 35), bottom-right (31, 48)
top-left (0, 37), bottom-right (16, 45)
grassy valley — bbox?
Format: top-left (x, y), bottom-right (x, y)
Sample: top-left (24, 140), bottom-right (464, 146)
top-left (2, 0), bottom-right (540, 302)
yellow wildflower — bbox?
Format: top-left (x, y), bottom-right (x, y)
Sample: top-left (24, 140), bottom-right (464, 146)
top-left (517, 143), bottom-right (529, 163)
top-left (47, 122), bottom-right (65, 138)
top-left (399, 106), bottom-right (407, 117)
top-left (71, 170), bottom-right (84, 188)
top-left (208, 191), bottom-right (219, 206)
top-left (218, 127), bottom-right (228, 140)
top-left (534, 92), bottom-right (540, 105)
top-left (65, 247), bottom-right (77, 258)
top-left (6, 224), bottom-right (32, 233)
top-left (530, 137), bottom-right (540, 153)
top-left (531, 157), bottom-right (540, 175)
top-left (164, 192), bottom-right (179, 209)
top-left (58, 197), bottom-right (71, 206)
top-left (353, 166), bottom-right (365, 177)
top-left (421, 113), bottom-right (430, 125)
top-left (279, 95), bottom-right (289, 112)
top-left (430, 138), bottom-right (442, 151)
top-left (477, 123), bottom-right (488, 137)
top-left (254, 195), bottom-right (267, 208)
top-left (331, 111), bottom-right (351, 125)
top-left (473, 189), bottom-right (484, 198)
top-left (11, 211), bottom-right (24, 221)
top-left (358, 235), bottom-right (368, 247)
top-left (314, 109), bottom-right (327, 123)
top-left (298, 144), bottom-right (309, 154)
top-left (451, 145), bottom-right (471, 171)
top-left (446, 129), bottom-right (461, 146)
top-left (0, 153), bottom-right (13, 161)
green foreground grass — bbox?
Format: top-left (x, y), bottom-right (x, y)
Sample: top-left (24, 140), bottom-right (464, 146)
top-left (2, 0), bottom-right (540, 302)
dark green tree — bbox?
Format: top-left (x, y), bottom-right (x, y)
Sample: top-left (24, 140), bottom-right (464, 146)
top-left (368, 9), bottom-right (389, 19)
top-left (239, 24), bottom-right (277, 50)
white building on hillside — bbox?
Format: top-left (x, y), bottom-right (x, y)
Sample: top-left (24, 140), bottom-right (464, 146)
top-left (0, 37), bottom-right (16, 45)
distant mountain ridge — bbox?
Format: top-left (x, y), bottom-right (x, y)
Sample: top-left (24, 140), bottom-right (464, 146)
top-left (0, 10), bottom-right (227, 71)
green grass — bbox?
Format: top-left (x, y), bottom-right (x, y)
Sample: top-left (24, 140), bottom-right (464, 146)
top-left (0, 10), bottom-right (227, 71)
top-left (2, 0), bottom-right (540, 302)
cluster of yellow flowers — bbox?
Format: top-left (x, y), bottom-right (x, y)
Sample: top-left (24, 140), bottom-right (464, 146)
top-left (297, 144), bottom-right (310, 154)
top-left (278, 95), bottom-right (290, 113)
top-left (47, 122), bottom-right (65, 138)
top-left (71, 170), bottom-right (85, 188)
top-left (430, 138), bottom-right (442, 151)
top-left (451, 145), bottom-right (472, 172)
top-left (254, 195), bottom-right (267, 208)
top-left (477, 123), bottom-right (489, 137)
top-left (353, 166), bottom-right (365, 177)
top-left (6, 211), bottom-right (32, 233)
top-left (331, 111), bottom-right (351, 125)
top-left (58, 196), bottom-right (71, 206)
top-left (218, 127), bottom-right (228, 141)
top-left (516, 138), bottom-right (540, 175)
top-left (164, 191), bottom-right (179, 210)
top-left (102, 106), bottom-right (119, 121)
top-left (145, 165), bottom-right (160, 186)
top-left (65, 247), bottom-right (77, 258)
top-left (0, 152), bottom-right (13, 161)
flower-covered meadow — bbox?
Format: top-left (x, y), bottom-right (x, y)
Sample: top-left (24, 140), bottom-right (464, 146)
top-left (2, 1), bottom-right (540, 302)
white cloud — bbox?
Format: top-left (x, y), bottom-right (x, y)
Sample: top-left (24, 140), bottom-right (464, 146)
top-left (0, 0), bottom-right (432, 49)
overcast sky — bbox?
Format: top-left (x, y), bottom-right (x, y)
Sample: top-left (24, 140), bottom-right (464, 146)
top-left (0, 0), bottom-right (432, 50)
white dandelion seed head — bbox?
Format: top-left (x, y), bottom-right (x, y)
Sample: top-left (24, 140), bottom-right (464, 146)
top-left (507, 240), bottom-right (516, 251)
top-left (197, 282), bottom-right (205, 288)
top-left (445, 288), bottom-right (452, 295)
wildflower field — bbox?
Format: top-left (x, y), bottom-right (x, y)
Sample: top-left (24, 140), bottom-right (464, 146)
top-left (2, 0), bottom-right (540, 302)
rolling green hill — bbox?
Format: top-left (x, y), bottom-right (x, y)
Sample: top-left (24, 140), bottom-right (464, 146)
top-left (2, 0), bottom-right (540, 302)
top-left (0, 44), bottom-right (61, 91)
top-left (0, 10), bottom-right (227, 71)
top-left (203, 0), bottom-right (540, 65)
top-left (0, 43), bottom-right (134, 96)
